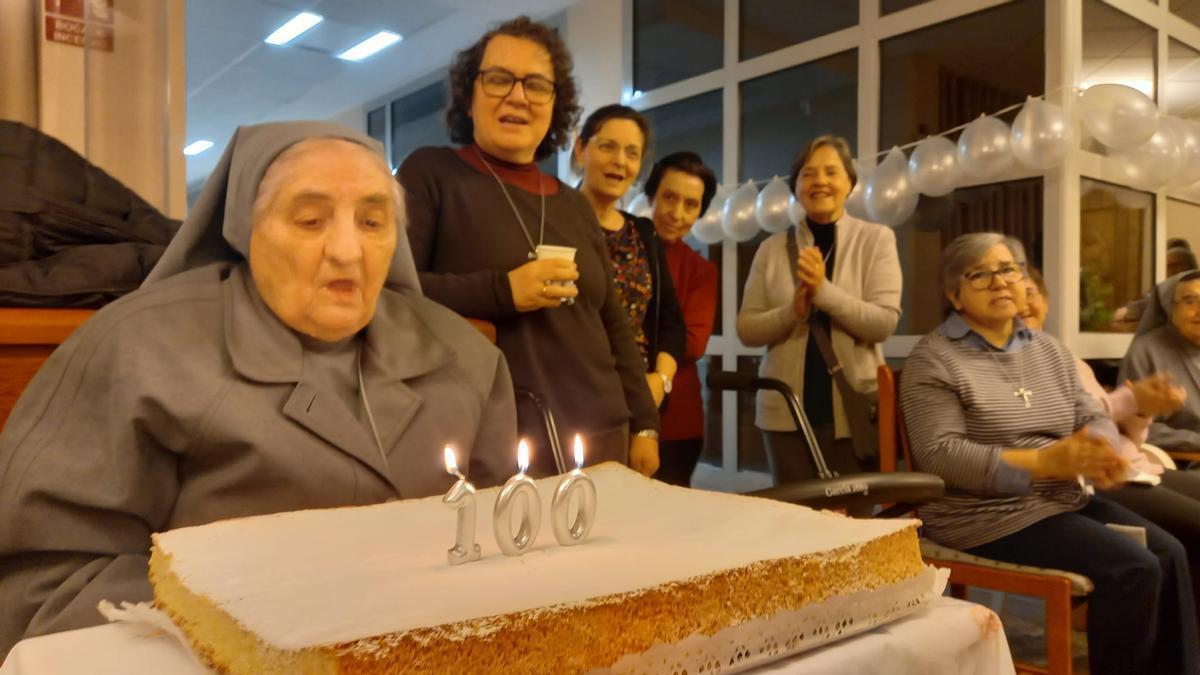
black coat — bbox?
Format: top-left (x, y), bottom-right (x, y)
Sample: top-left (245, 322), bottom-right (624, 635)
top-left (623, 212), bottom-right (686, 371)
top-left (0, 121), bottom-right (180, 307)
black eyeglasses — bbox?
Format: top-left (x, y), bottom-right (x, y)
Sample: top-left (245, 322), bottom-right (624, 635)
top-left (477, 68), bottom-right (556, 104)
top-left (963, 264), bottom-right (1024, 290)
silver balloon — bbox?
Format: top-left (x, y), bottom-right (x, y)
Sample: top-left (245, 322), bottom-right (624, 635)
top-left (1114, 122), bottom-right (1183, 190)
top-left (722, 181), bottom-right (761, 242)
top-left (1078, 83), bottom-right (1159, 152)
top-left (908, 135), bottom-right (962, 197)
top-left (627, 192), bottom-right (651, 218)
top-left (844, 160), bottom-right (871, 220)
top-left (787, 193), bottom-right (805, 226)
top-left (1010, 97), bottom-right (1074, 171)
top-left (1163, 117), bottom-right (1200, 188)
top-left (957, 115), bottom-right (1015, 180)
top-left (755, 176), bottom-right (793, 233)
top-left (691, 185), bottom-right (730, 244)
top-left (866, 148), bottom-right (919, 226)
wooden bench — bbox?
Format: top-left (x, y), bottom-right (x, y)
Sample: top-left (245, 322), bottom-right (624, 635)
top-left (0, 308), bottom-right (95, 431)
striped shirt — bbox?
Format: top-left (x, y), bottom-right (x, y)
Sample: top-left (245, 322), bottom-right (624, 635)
top-left (900, 314), bottom-right (1118, 550)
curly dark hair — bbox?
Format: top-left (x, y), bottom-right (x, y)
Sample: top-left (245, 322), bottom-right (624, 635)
top-left (643, 151), bottom-right (718, 216)
top-left (444, 16), bottom-right (581, 161)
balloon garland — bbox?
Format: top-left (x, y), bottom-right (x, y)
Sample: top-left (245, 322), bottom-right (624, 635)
top-left (625, 84), bottom-right (1200, 240)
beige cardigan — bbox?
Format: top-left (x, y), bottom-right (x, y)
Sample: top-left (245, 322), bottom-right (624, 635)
top-left (736, 215), bottom-right (902, 434)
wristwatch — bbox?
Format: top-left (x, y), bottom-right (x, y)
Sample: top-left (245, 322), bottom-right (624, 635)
top-left (634, 429), bottom-right (659, 440)
top-left (656, 371), bottom-right (672, 394)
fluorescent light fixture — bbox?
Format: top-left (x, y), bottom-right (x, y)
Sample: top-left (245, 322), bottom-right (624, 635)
top-left (183, 140), bottom-right (214, 156)
top-left (337, 31), bottom-right (402, 61)
top-left (264, 12), bottom-right (323, 45)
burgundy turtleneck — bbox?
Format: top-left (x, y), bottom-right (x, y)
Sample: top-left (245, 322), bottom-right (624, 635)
top-left (454, 144), bottom-right (559, 196)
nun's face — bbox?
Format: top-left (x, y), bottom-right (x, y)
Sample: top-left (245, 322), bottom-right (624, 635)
top-left (249, 139), bottom-right (398, 342)
top-left (1172, 279), bottom-right (1200, 347)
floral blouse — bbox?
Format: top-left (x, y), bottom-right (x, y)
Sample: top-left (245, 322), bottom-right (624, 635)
top-left (603, 218), bottom-right (652, 364)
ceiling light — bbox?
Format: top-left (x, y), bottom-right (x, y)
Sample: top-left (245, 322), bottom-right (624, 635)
top-left (337, 31), bottom-right (402, 61)
top-left (264, 12), bottom-right (323, 46)
top-left (183, 140), bottom-right (214, 156)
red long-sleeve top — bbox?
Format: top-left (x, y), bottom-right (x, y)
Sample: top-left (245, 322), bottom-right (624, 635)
top-left (660, 238), bottom-right (718, 441)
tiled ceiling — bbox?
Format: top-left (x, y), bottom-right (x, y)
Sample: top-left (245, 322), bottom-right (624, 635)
top-left (185, 0), bottom-right (575, 187)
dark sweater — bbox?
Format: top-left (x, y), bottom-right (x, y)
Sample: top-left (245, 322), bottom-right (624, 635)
top-left (802, 219), bottom-right (836, 426)
top-left (399, 146), bottom-right (659, 474)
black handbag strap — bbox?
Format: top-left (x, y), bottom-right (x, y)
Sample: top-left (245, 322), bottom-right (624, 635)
top-left (786, 227), bottom-right (876, 459)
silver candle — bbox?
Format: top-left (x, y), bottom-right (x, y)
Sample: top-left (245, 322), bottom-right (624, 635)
top-left (492, 440), bottom-right (542, 557)
top-left (442, 446), bottom-right (481, 566)
top-left (551, 434), bottom-right (597, 546)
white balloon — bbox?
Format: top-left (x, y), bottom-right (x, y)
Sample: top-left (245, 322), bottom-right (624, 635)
top-left (755, 176), bottom-right (793, 233)
top-left (722, 181), bottom-right (761, 242)
top-left (957, 115), bottom-right (1015, 180)
top-left (691, 185), bottom-right (730, 244)
top-left (1163, 117), bottom-right (1200, 188)
top-left (787, 193), bottom-right (805, 226)
top-left (865, 148), bottom-right (919, 226)
top-left (1114, 122), bottom-right (1183, 190)
top-left (908, 135), bottom-right (962, 197)
top-left (1079, 83), bottom-right (1159, 151)
top-left (627, 192), bottom-right (651, 218)
top-left (844, 160), bottom-right (872, 220)
top-left (1010, 97), bottom-right (1074, 171)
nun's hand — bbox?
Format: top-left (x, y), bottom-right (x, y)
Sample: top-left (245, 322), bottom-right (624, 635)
top-left (1127, 374), bottom-right (1187, 418)
top-left (507, 259), bottom-right (579, 312)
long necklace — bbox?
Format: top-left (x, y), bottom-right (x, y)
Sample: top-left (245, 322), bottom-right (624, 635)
top-left (987, 347), bottom-right (1033, 408)
top-left (474, 146), bottom-right (545, 260)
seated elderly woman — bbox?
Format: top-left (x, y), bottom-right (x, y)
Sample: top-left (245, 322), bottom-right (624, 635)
top-left (901, 232), bottom-right (1198, 675)
top-left (1121, 271), bottom-right (1200, 455)
top-left (0, 122), bottom-right (516, 658)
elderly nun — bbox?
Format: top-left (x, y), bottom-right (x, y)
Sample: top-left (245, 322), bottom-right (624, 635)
top-left (0, 122), bottom-right (517, 656)
top-left (1121, 270), bottom-right (1200, 454)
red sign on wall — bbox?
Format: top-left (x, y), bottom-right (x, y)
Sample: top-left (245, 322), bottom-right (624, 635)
top-left (44, 0), bottom-right (114, 51)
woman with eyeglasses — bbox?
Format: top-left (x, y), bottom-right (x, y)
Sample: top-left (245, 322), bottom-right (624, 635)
top-left (573, 105), bottom-right (685, 420)
top-left (399, 16), bottom-right (660, 478)
top-left (901, 232), bottom-right (1198, 675)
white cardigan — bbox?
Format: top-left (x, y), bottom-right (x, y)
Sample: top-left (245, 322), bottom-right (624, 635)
top-left (736, 215), bottom-right (902, 435)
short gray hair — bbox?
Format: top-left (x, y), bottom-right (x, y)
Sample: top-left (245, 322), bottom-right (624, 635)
top-left (1004, 237), bottom-right (1028, 271)
top-left (941, 232), bottom-right (1007, 297)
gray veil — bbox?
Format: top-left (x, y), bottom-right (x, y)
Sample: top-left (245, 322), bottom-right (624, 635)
top-left (144, 121), bottom-right (419, 293)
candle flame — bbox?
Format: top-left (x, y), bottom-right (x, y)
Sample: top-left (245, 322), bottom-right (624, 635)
top-left (573, 434), bottom-right (584, 468)
top-left (517, 439), bottom-right (530, 474)
top-left (443, 446), bottom-right (458, 475)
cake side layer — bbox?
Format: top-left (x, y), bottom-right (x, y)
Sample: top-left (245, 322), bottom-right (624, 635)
top-left (153, 464), bottom-right (921, 649)
top-left (152, 524), bottom-right (923, 674)
top-left (335, 527), bottom-right (923, 675)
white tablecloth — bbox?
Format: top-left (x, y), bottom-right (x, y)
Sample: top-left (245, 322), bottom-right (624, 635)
top-left (1, 597), bottom-right (1014, 675)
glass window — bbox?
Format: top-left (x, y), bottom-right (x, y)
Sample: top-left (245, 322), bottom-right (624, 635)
top-left (895, 178), bottom-right (1045, 335)
top-left (1168, 38), bottom-right (1200, 120)
top-left (736, 355), bottom-right (769, 472)
top-left (642, 90), bottom-right (723, 174)
top-left (882, 0), bottom-right (932, 14)
top-left (879, 0), bottom-right (1044, 150)
top-left (738, 1), bottom-right (856, 61)
top-left (1167, 198), bottom-right (1200, 276)
top-left (1172, 0), bottom-right (1200, 31)
top-left (633, 0), bottom-right (724, 92)
top-left (739, 50), bottom-right (857, 185)
top-left (389, 80), bottom-right (447, 170)
top-left (1081, 0), bottom-right (1156, 99)
top-left (1080, 178), bottom-right (1154, 333)
top-left (701, 355), bottom-right (722, 467)
top-left (366, 106), bottom-right (386, 147)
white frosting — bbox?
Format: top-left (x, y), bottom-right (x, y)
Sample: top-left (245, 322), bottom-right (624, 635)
top-left (154, 463), bottom-right (917, 650)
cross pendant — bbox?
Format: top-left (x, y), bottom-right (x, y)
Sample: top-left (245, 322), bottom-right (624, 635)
top-left (528, 251), bottom-right (537, 260)
top-left (1014, 387), bottom-right (1033, 408)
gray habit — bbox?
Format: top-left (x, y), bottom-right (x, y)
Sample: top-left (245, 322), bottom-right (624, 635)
top-left (1120, 272), bottom-right (1200, 453)
top-left (0, 121), bottom-right (518, 657)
